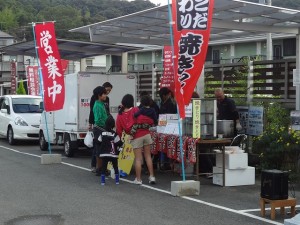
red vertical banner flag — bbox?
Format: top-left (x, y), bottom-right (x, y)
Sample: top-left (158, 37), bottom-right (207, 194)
top-left (172, 0), bottom-right (214, 118)
top-left (34, 22), bottom-right (65, 111)
top-left (160, 46), bottom-right (175, 93)
top-left (26, 66), bottom-right (40, 96)
top-left (10, 61), bottom-right (17, 95)
top-left (60, 59), bottom-right (69, 75)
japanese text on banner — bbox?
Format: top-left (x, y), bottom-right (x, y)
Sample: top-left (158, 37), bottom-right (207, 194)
top-left (34, 22), bottom-right (65, 111)
top-left (172, 0), bottom-right (214, 118)
top-left (26, 66), bottom-right (40, 96)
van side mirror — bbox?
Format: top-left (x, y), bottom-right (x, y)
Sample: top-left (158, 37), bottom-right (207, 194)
top-left (1, 108), bottom-right (7, 114)
top-left (39, 102), bottom-right (44, 111)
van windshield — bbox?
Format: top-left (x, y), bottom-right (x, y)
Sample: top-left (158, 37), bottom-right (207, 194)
top-left (12, 98), bottom-right (43, 113)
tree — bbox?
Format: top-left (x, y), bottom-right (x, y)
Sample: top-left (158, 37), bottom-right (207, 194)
top-left (38, 5), bottom-right (83, 39)
top-left (16, 80), bottom-right (27, 95)
top-left (0, 7), bottom-right (18, 33)
top-left (0, 0), bottom-right (156, 40)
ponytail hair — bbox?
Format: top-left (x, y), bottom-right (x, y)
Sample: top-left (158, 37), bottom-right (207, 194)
top-left (118, 105), bottom-right (125, 115)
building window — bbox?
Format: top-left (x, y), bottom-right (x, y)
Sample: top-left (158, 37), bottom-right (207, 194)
top-left (86, 59), bottom-right (93, 66)
top-left (206, 46), bottom-right (212, 61)
top-left (283, 38), bottom-right (296, 57)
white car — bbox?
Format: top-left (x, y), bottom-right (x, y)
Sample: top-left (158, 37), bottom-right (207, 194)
top-left (0, 95), bottom-right (43, 145)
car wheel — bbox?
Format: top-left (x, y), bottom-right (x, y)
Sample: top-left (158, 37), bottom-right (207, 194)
top-left (39, 131), bottom-right (48, 151)
top-left (7, 126), bottom-right (15, 145)
top-left (64, 133), bottom-right (74, 157)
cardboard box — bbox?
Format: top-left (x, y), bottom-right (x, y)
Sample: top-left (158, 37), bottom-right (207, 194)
top-left (213, 166), bottom-right (255, 186)
top-left (216, 153), bottom-right (248, 169)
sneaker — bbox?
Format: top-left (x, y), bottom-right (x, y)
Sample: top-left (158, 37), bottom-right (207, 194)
top-left (115, 174), bottom-right (119, 185)
top-left (148, 176), bottom-right (156, 184)
top-left (91, 167), bottom-right (96, 173)
top-left (101, 174), bottom-right (105, 185)
top-left (133, 178), bottom-right (142, 185)
top-left (206, 173), bottom-right (213, 179)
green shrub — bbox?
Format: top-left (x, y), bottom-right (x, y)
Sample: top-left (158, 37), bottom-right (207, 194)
top-left (252, 103), bottom-right (300, 181)
top-left (16, 80), bottom-right (26, 95)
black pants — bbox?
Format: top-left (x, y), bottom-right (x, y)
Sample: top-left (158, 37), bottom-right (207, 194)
top-left (91, 139), bottom-right (97, 168)
top-left (92, 126), bottom-right (105, 168)
top-left (101, 157), bottom-right (118, 175)
top-left (199, 146), bottom-right (215, 173)
top-left (152, 152), bottom-right (171, 170)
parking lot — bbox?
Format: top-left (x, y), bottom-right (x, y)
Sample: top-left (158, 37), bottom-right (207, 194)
top-left (0, 138), bottom-right (298, 225)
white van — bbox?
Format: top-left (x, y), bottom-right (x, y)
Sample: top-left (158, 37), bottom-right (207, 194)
top-left (0, 95), bottom-right (43, 144)
top-left (39, 72), bottom-right (136, 157)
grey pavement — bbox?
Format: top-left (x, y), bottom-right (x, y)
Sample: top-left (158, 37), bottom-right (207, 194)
top-left (0, 138), bottom-right (298, 225)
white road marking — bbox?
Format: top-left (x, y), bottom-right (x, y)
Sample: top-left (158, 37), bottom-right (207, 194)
top-left (0, 145), bottom-right (285, 225)
top-left (240, 206), bottom-right (300, 213)
top-left (61, 162), bottom-right (90, 171)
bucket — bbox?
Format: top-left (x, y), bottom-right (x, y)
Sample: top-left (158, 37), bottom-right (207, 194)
top-left (217, 120), bottom-right (234, 138)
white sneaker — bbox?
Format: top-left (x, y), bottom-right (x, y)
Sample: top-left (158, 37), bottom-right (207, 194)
top-left (133, 178), bottom-right (142, 185)
top-left (91, 167), bottom-right (96, 173)
top-left (149, 176), bottom-right (156, 184)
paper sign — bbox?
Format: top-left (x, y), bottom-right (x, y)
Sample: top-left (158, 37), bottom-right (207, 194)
top-left (248, 106), bottom-right (263, 136)
top-left (117, 134), bottom-right (135, 174)
top-left (164, 123), bottom-right (177, 134)
top-left (293, 69), bottom-right (300, 86)
top-left (185, 103), bottom-right (192, 118)
top-left (158, 114), bottom-right (167, 126)
top-left (192, 99), bottom-right (201, 138)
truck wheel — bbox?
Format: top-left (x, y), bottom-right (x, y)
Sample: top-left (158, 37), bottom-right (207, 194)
top-left (39, 131), bottom-right (48, 151)
top-left (7, 126), bottom-right (15, 145)
top-left (64, 133), bottom-right (74, 157)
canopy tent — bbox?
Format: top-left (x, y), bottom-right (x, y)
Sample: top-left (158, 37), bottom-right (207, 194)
top-left (69, 0), bottom-right (300, 46)
top-left (69, 0), bottom-right (300, 110)
top-left (0, 39), bottom-right (141, 60)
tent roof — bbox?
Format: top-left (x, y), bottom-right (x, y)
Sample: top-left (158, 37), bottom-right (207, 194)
top-left (69, 0), bottom-right (300, 46)
top-left (0, 39), bottom-right (141, 60)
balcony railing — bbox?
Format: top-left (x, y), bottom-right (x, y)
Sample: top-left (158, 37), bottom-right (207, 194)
top-left (108, 65), bottom-right (122, 73)
top-left (0, 61), bottom-right (26, 72)
top-left (127, 55), bottom-right (271, 72)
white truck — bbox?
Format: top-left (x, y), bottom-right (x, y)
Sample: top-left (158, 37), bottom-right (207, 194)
top-left (39, 72), bottom-right (136, 157)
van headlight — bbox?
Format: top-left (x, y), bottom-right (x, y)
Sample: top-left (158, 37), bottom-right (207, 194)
top-left (15, 117), bottom-right (28, 126)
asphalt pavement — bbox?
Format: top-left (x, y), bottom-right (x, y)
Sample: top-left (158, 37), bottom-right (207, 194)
top-left (0, 138), bottom-right (298, 225)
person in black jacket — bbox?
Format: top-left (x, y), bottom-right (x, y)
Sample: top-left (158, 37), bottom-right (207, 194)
top-left (156, 87), bottom-right (177, 171)
top-left (88, 82), bottom-right (113, 174)
top-left (159, 87), bottom-right (177, 114)
top-left (139, 91), bottom-right (159, 121)
top-left (135, 95), bottom-right (158, 125)
top-left (98, 116), bottom-right (123, 185)
top-left (215, 88), bottom-right (241, 136)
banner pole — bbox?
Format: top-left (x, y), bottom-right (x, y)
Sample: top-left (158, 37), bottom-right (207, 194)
top-left (31, 22), bottom-right (52, 154)
top-left (167, 1), bottom-right (186, 181)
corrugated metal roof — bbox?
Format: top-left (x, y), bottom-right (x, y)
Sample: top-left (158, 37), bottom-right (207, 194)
top-left (69, 0), bottom-right (300, 45)
top-left (0, 39), bottom-right (141, 60)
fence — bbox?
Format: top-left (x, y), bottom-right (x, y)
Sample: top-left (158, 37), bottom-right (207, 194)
top-left (204, 58), bottom-right (296, 108)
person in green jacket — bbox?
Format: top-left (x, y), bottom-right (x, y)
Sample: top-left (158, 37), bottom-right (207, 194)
top-left (93, 86), bottom-right (108, 176)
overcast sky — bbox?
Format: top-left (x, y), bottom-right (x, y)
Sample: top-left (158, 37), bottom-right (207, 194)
top-left (149, 0), bottom-right (168, 5)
